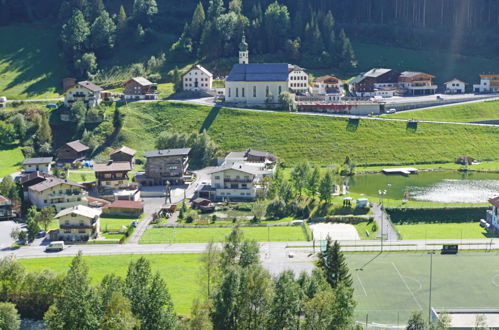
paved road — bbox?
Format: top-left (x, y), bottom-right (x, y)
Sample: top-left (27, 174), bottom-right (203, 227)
top-left (371, 204), bottom-right (399, 241)
top-left (0, 221), bottom-right (19, 249)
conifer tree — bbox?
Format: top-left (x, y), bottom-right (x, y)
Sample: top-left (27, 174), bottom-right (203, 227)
top-left (60, 9), bottom-right (90, 58)
top-left (268, 270), bottom-right (302, 330)
top-left (317, 238), bottom-right (353, 289)
top-left (319, 171), bottom-right (333, 203)
top-left (117, 5), bottom-right (127, 30)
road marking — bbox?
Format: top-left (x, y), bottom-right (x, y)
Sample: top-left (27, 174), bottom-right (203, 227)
top-left (357, 273), bottom-right (368, 296)
top-left (392, 262), bottom-right (422, 309)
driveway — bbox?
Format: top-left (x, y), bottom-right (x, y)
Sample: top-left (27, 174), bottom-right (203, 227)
top-left (0, 221), bottom-right (19, 249)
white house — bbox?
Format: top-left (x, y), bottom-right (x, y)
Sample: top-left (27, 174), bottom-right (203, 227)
top-left (64, 81), bottom-right (103, 108)
top-left (444, 79), bottom-right (466, 94)
top-left (28, 177), bottom-right (87, 211)
top-left (22, 157), bottom-right (53, 173)
top-left (288, 65), bottom-right (309, 93)
top-left (183, 65), bottom-right (213, 91)
top-left (486, 196), bottom-right (499, 233)
top-left (55, 205), bottom-right (101, 241)
top-left (473, 74), bottom-right (499, 93)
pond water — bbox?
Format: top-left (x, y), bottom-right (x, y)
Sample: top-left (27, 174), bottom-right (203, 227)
top-left (348, 171), bottom-right (499, 203)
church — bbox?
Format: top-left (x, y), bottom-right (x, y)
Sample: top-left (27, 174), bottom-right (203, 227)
top-left (224, 35), bottom-right (308, 105)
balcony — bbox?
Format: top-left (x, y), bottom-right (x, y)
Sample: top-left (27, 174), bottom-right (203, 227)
top-left (224, 178), bottom-right (254, 183)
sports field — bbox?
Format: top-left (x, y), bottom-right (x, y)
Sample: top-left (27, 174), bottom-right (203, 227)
top-left (347, 253), bottom-right (499, 325)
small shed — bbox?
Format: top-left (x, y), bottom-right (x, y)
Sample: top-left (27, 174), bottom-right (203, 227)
top-left (191, 198), bottom-right (215, 212)
top-left (102, 200), bottom-right (143, 216)
top-left (356, 198), bottom-right (369, 208)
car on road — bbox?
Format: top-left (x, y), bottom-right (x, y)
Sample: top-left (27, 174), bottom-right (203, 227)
top-left (386, 108), bottom-right (396, 114)
top-left (131, 221), bottom-right (138, 228)
top-left (45, 241), bottom-right (64, 252)
top-left (36, 230), bottom-right (46, 238)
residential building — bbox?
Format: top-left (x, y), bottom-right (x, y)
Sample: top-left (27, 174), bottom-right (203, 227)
top-left (123, 77), bottom-right (157, 100)
top-left (191, 198), bottom-right (215, 212)
top-left (56, 140), bottom-right (90, 165)
top-left (94, 161), bottom-right (131, 190)
top-left (55, 205), bottom-right (101, 241)
top-left (64, 81), bottom-right (103, 108)
top-left (350, 68), bottom-right (400, 97)
top-left (444, 79), bottom-right (466, 94)
top-left (22, 157), bottom-right (53, 173)
top-left (486, 196), bottom-right (499, 233)
top-left (183, 65), bottom-right (213, 92)
top-left (20, 171), bottom-right (54, 199)
top-left (311, 75), bottom-right (344, 101)
top-left (224, 148), bottom-right (277, 165)
top-left (110, 146), bottom-right (136, 166)
top-left (398, 71), bottom-right (437, 95)
top-left (102, 200), bottom-right (143, 217)
top-left (28, 177), bottom-right (86, 211)
top-left (473, 74), bottom-right (499, 93)
top-left (0, 195), bottom-right (13, 220)
top-left (136, 148), bottom-right (191, 186)
top-left (225, 36), bottom-right (307, 105)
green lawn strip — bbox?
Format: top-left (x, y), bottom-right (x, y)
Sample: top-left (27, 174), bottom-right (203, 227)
top-left (356, 160), bottom-right (499, 173)
top-left (67, 171), bottom-right (96, 182)
top-left (395, 222), bottom-right (491, 239)
top-left (384, 100), bottom-right (499, 123)
top-left (140, 226), bottom-right (306, 244)
top-left (100, 217), bottom-right (137, 233)
top-left (156, 83), bottom-right (174, 99)
top-left (0, 144), bottom-right (23, 177)
top-left (354, 221), bottom-right (379, 240)
top-left (18, 254), bottom-right (202, 315)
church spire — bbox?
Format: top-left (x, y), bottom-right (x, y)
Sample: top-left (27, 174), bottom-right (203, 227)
top-left (239, 33), bottom-right (249, 64)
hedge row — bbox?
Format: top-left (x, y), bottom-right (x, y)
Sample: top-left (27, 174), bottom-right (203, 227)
top-left (386, 207), bottom-right (488, 223)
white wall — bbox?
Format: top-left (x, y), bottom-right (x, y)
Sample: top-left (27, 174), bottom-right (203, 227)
top-left (288, 70), bottom-right (309, 92)
top-left (64, 85), bottom-right (101, 107)
top-left (183, 68), bottom-right (213, 91)
top-left (225, 81), bottom-right (288, 104)
top-left (29, 184), bottom-right (86, 211)
top-left (24, 163), bottom-right (51, 173)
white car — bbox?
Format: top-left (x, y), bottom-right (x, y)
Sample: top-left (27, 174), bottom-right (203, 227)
top-left (0, 96), bottom-right (7, 103)
top-left (45, 241), bottom-right (65, 252)
top-left (386, 108), bottom-right (396, 114)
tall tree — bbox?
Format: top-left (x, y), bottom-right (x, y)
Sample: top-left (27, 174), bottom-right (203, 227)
top-left (0, 302), bottom-right (20, 330)
top-left (291, 162), bottom-right (310, 196)
top-left (61, 9), bottom-right (90, 58)
top-left (303, 289), bottom-right (335, 330)
top-left (207, 0), bottom-right (225, 20)
top-left (190, 2), bottom-right (206, 41)
top-left (132, 0), bottom-right (158, 25)
top-left (35, 114), bottom-right (52, 151)
top-left (112, 108), bottom-right (123, 130)
top-left (268, 270), bottom-right (302, 330)
top-left (117, 5), bottom-right (127, 31)
top-left (99, 292), bottom-right (138, 330)
top-left (264, 1), bottom-right (290, 53)
top-left (44, 252), bottom-right (100, 330)
top-left (307, 166), bottom-right (320, 198)
top-left (211, 266), bottom-right (243, 329)
top-left (35, 207), bottom-right (55, 232)
top-left (317, 238), bottom-right (353, 289)
top-left (0, 122), bottom-right (16, 146)
top-left (90, 10), bottom-right (116, 55)
top-left (319, 171), bottom-right (333, 203)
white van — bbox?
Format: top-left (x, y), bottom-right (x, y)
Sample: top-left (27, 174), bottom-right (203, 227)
top-left (0, 96), bottom-right (7, 103)
top-left (45, 241), bottom-right (65, 252)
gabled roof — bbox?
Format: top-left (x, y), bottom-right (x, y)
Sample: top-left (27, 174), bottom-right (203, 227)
top-left (23, 157), bottom-right (53, 165)
top-left (444, 78), bottom-right (466, 85)
top-left (110, 146), bottom-right (137, 157)
top-left (349, 75), bottom-right (365, 85)
top-left (226, 63), bottom-right (289, 82)
top-left (288, 64), bottom-right (305, 72)
top-left (29, 177), bottom-right (84, 192)
top-left (55, 205), bottom-right (101, 219)
top-left (364, 68), bottom-right (393, 78)
top-left (490, 196), bottom-right (499, 208)
top-left (192, 64), bottom-right (213, 77)
top-left (94, 161), bottom-right (131, 172)
top-left (104, 200), bottom-right (143, 210)
top-left (207, 162), bottom-right (262, 176)
top-left (63, 140), bottom-right (90, 153)
top-left (126, 77), bottom-right (154, 86)
top-left (400, 71), bottom-right (435, 78)
top-left (20, 171), bottom-right (54, 185)
top-left (314, 75), bottom-right (341, 83)
top-left (77, 81), bottom-right (103, 92)
top-left (144, 148), bottom-right (191, 158)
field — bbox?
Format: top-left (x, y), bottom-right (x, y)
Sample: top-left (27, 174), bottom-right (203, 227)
top-left (348, 253), bottom-right (499, 325)
top-left (385, 100), bottom-right (499, 123)
top-left (395, 222), bottom-right (491, 240)
top-left (18, 254), bottom-right (202, 315)
top-left (0, 145), bottom-right (24, 177)
top-left (100, 217), bottom-right (138, 232)
top-left (0, 25), bottom-right (65, 99)
top-left (140, 226), bottom-right (307, 244)
top-left (355, 222), bottom-right (379, 240)
top-left (121, 101), bottom-right (499, 166)
top-left (67, 171), bottom-right (96, 182)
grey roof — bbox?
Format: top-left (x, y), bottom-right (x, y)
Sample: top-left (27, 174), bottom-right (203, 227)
top-left (110, 146), bottom-right (137, 156)
top-left (207, 162), bottom-right (262, 175)
top-left (144, 148), bottom-right (191, 158)
top-left (94, 161), bottom-right (131, 172)
top-left (349, 75), bottom-right (365, 85)
top-left (246, 149), bottom-right (270, 158)
top-left (65, 140), bottom-right (90, 153)
top-left (20, 171), bottom-right (54, 185)
top-left (364, 68), bottom-right (393, 78)
top-left (226, 63), bottom-right (289, 82)
top-left (78, 81), bottom-right (103, 92)
top-left (23, 157), bottom-right (53, 165)
top-left (29, 177), bottom-right (84, 192)
top-left (129, 77), bottom-right (154, 86)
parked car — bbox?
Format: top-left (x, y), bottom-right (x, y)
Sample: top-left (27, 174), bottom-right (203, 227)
top-left (131, 221), bottom-right (138, 228)
top-left (36, 230), bottom-right (46, 238)
top-left (45, 241), bottom-right (65, 252)
top-left (0, 96), bottom-right (7, 103)
top-left (386, 108), bottom-right (396, 114)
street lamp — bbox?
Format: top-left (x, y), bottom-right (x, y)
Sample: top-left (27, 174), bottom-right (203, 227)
top-left (378, 189), bottom-right (387, 251)
top-left (428, 250), bottom-right (435, 326)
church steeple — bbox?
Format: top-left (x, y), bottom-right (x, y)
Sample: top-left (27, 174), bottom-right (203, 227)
top-left (239, 33), bottom-right (249, 64)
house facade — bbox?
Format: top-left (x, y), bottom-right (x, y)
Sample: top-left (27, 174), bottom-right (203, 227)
top-left (398, 71), bottom-right (437, 95)
top-left (94, 161), bottom-right (131, 190)
top-left (473, 74), bottom-right (499, 93)
top-left (444, 79), bottom-right (466, 94)
top-left (110, 146), bottom-right (136, 166)
top-left (56, 140), bottom-right (90, 165)
top-left (64, 81), bottom-right (103, 108)
top-left (22, 157), bottom-right (53, 173)
top-left (123, 77), bottom-right (157, 100)
top-left (183, 65), bottom-right (213, 92)
top-left (486, 196), bottom-right (499, 232)
top-left (350, 68), bottom-right (400, 97)
top-left (288, 65), bottom-right (309, 93)
top-left (0, 195), bottom-right (13, 220)
top-left (102, 200), bottom-right (143, 217)
top-left (28, 178), bottom-right (87, 211)
top-left (55, 205), bottom-right (101, 241)
top-left (136, 148), bottom-right (191, 185)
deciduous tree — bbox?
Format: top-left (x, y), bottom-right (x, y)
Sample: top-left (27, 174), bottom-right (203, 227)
top-left (0, 302), bottom-right (20, 330)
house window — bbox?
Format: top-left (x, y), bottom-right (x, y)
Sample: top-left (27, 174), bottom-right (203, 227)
top-left (236, 88), bottom-right (239, 97)
top-left (253, 86), bottom-right (256, 97)
top-left (278, 86), bottom-right (282, 94)
top-left (242, 88), bottom-right (245, 97)
top-left (228, 88), bottom-right (231, 97)
top-left (215, 176), bottom-right (220, 179)
top-left (266, 86), bottom-right (269, 96)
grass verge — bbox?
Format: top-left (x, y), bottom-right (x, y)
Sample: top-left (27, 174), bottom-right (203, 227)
top-left (395, 222), bottom-right (493, 239)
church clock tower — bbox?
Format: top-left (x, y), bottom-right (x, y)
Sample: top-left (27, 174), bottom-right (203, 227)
top-left (239, 34), bottom-right (249, 64)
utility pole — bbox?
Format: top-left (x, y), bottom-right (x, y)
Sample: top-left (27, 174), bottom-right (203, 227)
top-left (378, 189), bottom-right (387, 252)
top-left (428, 250), bottom-right (435, 326)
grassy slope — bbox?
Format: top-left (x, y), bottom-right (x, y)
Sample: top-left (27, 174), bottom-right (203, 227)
top-left (140, 226), bottom-right (306, 244)
top-left (0, 25), bottom-right (65, 99)
top-left (0, 145), bottom-right (24, 177)
top-left (123, 101), bottom-right (499, 166)
top-left (353, 42), bottom-right (499, 84)
top-left (19, 254), bottom-right (201, 315)
top-left (384, 100), bottom-right (499, 122)
top-left (395, 222), bottom-right (491, 239)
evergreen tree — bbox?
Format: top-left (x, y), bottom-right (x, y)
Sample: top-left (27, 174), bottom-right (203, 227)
top-left (268, 270), bottom-right (302, 330)
top-left (35, 114), bottom-right (52, 151)
top-left (117, 5), bottom-right (127, 31)
top-left (264, 1), bottom-right (290, 53)
top-left (75, 52), bottom-right (98, 78)
top-left (86, 0), bottom-right (105, 22)
top-left (331, 281), bottom-right (356, 328)
top-left (339, 28), bottom-right (357, 70)
top-left (190, 2), bottom-right (206, 41)
top-left (207, 0), bottom-right (225, 20)
top-left (406, 311), bottom-right (427, 330)
top-left (211, 266), bottom-right (242, 329)
top-left (132, 0), bottom-right (158, 25)
top-left (44, 252), bottom-right (100, 330)
top-left (307, 166), bottom-right (320, 198)
top-left (291, 162), bottom-right (310, 196)
top-left (99, 292), bottom-right (138, 330)
top-left (90, 10), bottom-right (116, 55)
top-left (112, 108), bottom-right (123, 130)
top-left (61, 9), bottom-right (90, 58)
top-left (319, 171), bottom-right (333, 203)
top-left (0, 302), bottom-right (20, 330)
top-left (317, 238), bottom-right (353, 289)
top-left (171, 66), bottom-right (183, 93)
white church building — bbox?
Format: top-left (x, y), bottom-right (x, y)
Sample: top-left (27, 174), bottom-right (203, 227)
top-left (225, 35), bottom-right (308, 105)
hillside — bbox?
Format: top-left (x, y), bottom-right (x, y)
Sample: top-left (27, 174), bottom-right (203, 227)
top-left (120, 102), bottom-right (499, 166)
top-left (384, 100), bottom-right (499, 122)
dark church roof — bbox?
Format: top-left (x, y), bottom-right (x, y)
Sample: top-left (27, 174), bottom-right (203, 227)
top-left (226, 63), bottom-right (289, 82)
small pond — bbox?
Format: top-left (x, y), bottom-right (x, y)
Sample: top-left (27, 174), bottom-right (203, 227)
top-left (348, 171), bottom-right (499, 203)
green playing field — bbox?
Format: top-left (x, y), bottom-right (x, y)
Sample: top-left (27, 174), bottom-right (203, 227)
top-left (347, 252), bottom-right (499, 326)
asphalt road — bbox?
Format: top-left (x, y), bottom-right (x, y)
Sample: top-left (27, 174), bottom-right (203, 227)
top-left (0, 221), bottom-right (19, 249)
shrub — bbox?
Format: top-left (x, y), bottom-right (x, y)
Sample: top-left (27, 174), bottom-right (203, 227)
top-left (386, 207), bottom-right (488, 224)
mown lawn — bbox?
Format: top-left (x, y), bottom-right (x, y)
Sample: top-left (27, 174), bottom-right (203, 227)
top-left (0, 144), bottom-right (23, 177)
top-left (355, 221), bottom-right (379, 240)
top-left (140, 226), bottom-right (306, 244)
top-left (122, 102), bottom-right (499, 166)
top-left (18, 254), bottom-right (202, 315)
top-left (0, 25), bottom-right (65, 99)
top-left (100, 217), bottom-right (138, 232)
top-left (395, 222), bottom-right (491, 239)
top-left (67, 171), bottom-right (96, 182)
top-left (385, 100), bottom-right (499, 123)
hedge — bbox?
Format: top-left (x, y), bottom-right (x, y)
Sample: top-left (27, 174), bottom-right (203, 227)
top-left (386, 207), bottom-right (488, 224)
